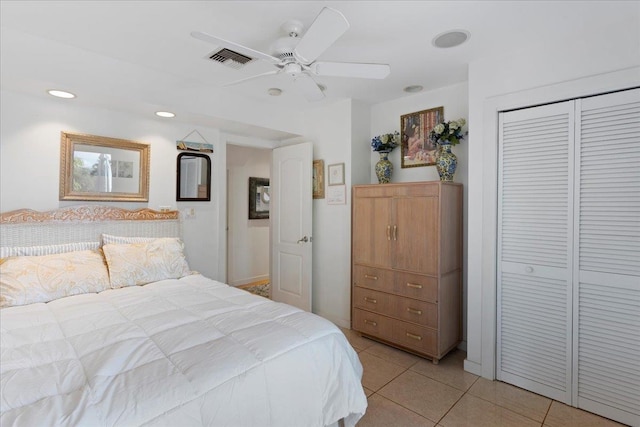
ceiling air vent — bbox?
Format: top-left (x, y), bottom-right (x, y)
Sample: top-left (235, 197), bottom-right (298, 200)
top-left (208, 48), bottom-right (254, 69)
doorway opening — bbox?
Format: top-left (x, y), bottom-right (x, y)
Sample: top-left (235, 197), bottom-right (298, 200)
top-left (226, 144), bottom-right (271, 290)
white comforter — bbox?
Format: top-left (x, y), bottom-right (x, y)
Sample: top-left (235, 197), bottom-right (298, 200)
top-left (0, 274), bottom-right (367, 426)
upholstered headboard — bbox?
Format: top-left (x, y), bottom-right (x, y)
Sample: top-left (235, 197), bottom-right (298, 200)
top-left (0, 205), bottom-right (181, 248)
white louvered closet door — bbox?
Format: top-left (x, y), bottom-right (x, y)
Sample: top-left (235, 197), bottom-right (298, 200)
top-left (574, 88), bottom-right (640, 427)
top-left (497, 101), bottom-right (575, 403)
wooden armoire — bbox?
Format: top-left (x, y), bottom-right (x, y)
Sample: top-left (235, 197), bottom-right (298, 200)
top-left (351, 181), bottom-right (463, 363)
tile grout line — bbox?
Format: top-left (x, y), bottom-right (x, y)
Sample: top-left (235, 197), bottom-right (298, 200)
top-left (435, 375), bottom-right (481, 425)
top-left (540, 399), bottom-right (553, 426)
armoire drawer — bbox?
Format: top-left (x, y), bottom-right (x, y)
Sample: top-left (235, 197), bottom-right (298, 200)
top-left (390, 318), bottom-right (437, 355)
top-left (352, 309), bottom-right (392, 340)
top-left (353, 287), bottom-right (390, 314)
top-left (393, 271), bottom-right (438, 302)
top-left (353, 265), bottom-right (393, 293)
top-left (388, 295), bottom-right (437, 328)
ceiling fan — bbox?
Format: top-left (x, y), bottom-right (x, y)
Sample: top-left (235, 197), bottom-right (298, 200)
top-left (191, 7), bottom-right (390, 101)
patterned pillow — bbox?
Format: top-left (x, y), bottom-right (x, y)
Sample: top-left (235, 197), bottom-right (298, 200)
top-left (102, 238), bottom-right (191, 288)
top-left (0, 250), bottom-right (111, 308)
top-left (0, 241), bottom-right (101, 258)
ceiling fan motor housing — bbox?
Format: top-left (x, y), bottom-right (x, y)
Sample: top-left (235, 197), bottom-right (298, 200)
top-left (270, 35), bottom-right (300, 62)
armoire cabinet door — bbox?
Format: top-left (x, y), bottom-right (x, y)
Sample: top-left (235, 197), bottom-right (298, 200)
top-left (352, 195), bottom-right (392, 268)
top-left (392, 196), bottom-right (438, 274)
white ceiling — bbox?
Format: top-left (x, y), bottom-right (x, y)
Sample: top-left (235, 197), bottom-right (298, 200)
top-left (1, 1), bottom-right (637, 139)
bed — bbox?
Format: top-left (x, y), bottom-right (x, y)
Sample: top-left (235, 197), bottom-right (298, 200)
top-left (0, 205), bottom-right (367, 427)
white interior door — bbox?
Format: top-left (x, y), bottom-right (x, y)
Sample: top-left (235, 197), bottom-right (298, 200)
top-left (573, 89), bottom-right (640, 426)
top-left (497, 101), bottom-right (575, 403)
top-left (271, 142), bottom-right (313, 311)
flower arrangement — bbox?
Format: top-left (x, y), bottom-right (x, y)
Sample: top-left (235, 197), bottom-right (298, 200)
top-left (371, 131), bottom-right (400, 152)
top-left (429, 118), bottom-right (467, 146)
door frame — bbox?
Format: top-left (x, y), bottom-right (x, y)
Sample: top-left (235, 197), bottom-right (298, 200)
top-left (465, 69), bottom-right (640, 380)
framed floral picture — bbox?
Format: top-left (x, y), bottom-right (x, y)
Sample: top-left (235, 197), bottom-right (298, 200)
top-left (400, 106), bottom-right (444, 168)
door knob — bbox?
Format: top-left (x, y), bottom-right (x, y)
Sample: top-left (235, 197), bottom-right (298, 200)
top-left (297, 236), bottom-right (309, 243)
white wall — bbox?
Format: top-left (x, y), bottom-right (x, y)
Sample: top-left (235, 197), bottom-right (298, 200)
top-left (351, 100), bottom-right (373, 186)
top-left (0, 89), bottom-right (221, 278)
top-left (226, 144), bottom-right (271, 286)
top-left (369, 82), bottom-right (469, 348)
top-left (284, 99), bottom-right (353, 328)
top-left (465, 25), bottom-right (640, 377)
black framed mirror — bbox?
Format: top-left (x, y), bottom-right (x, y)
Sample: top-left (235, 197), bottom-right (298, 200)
top-left (249, 177), bottom-right (270, 219)
top-left (176, 152), bottom-right (211, 201)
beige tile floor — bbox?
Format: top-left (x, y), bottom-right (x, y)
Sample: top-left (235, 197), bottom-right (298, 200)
top-left (340, 328), bottom-right (628, 427)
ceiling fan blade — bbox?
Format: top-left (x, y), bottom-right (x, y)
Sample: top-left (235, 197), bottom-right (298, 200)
top-left (310, 61), bottom-right (391, 79)
top-left (293, 74), bottom-right (325, 102)
top-left (222, 70), bottom-right (280, 87)
top-left (191, 31), bottom-right (280, 64)
top-left (293, 7), bottom-right (349, 65)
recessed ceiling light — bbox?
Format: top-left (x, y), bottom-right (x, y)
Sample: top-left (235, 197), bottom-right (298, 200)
top-left (48, 89), bottom-right (75, 99)
top-left (404, 85), bottom-right (423, 93)
top-left (155, 111), bottom-right (175, 118)
top-left (267, 88), bottom-right (282, 96)
top-left (432, 30), bottom-right (470, 48)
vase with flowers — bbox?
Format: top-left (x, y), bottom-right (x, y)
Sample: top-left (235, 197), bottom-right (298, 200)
top-left (371, 131), bottom-right (400, 184)
top-left (429, 118), bottom-right (466, 182)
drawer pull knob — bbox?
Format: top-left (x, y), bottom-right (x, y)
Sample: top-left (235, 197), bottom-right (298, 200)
top-left (387, 225), bottom-right (391, 241)
top-left (364, 297), bottom-right (378, 304)
top-left (364, 274), bottom-right (378, 280)
top-left (406, 282), bottom-right (423, 289)
top-left (406, 332), bottom-right (422, 341)
top-left (407, 307), bottom-right (422, 315)
top-left (364, 320), bottom-right (378, 327)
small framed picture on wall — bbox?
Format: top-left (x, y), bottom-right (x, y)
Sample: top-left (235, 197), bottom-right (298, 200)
top-left (313, 160), bottom-right (325, 199)
top-left (327, 163), bottom-right (345, 186)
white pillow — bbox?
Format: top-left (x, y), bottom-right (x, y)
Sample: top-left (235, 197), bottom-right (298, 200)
top-left (0, 241), bottom-right (100, 259)
top-left (102, 238), bottom-right (191, 288)
top-left (0, 249), bottom-right (111, 308)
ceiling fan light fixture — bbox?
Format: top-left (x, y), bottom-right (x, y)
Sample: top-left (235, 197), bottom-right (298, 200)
top-left (48, 89), bottom-right (75, 99)
top-left (268, 88), bottom-right (282, 96)
top-left (403, 85), bottom-right (423, 93)
top-left (432, 30), bottom-right (470, 48)
top-left (155, 111), bottom-right (175, 118)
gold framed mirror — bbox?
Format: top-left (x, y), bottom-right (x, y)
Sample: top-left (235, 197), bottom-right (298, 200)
top-left (59, 132), bottom-right (150, 202)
